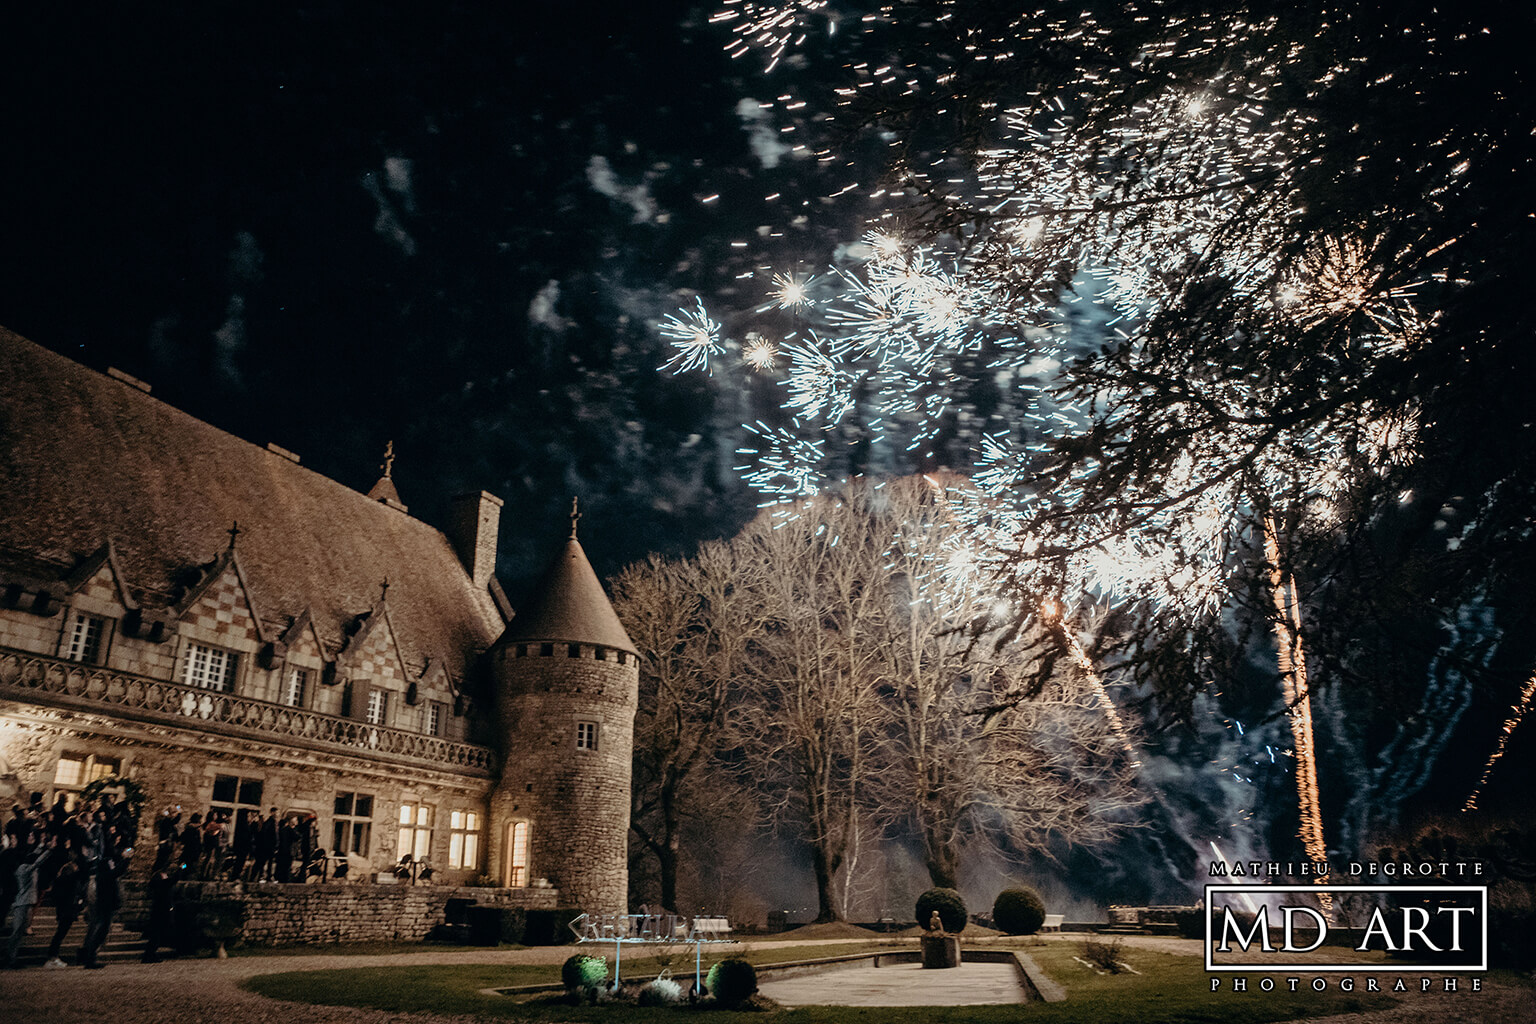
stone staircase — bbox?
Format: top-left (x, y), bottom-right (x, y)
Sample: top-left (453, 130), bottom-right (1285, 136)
top-left (4, 903), bottom-right (147, 967)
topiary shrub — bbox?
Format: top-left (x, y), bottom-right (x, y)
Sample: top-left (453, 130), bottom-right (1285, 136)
top-left (561, 953), bottom-right (608, 993)
top-left (916, 887), bottom-right (968, 934)
top-left (706, 956), bottom-right (758, 1006)
top-left (993, 887), bottom-right (1047, 935)
top-left (638, 976), bottom-right (684, 1006)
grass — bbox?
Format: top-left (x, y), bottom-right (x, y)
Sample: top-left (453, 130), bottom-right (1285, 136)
top-left (241, 938), bottom-right (1409, 1024)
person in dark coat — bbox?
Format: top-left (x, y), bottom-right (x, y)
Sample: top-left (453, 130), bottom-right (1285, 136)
top-left (226, 809), bottom-right (253, 881)
top-left (178, 814), bottom-right (203, 878)
top-left (44, 845), bottom-right (87, 968)
top-left (275, 815), bottom-right (298, 883)
top-left (140, 864), bottom-right (176, 963)
top-left (251, 808), bottom-right (278, 882)
top-left (78, 827), bottom-right (130, 969)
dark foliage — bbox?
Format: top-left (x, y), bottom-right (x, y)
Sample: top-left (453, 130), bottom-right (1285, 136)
top-left (992, 886), bottom-right (1047, 936)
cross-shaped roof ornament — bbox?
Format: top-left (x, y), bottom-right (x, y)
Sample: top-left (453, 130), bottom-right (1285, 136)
top-left (570, 496), bottom-right (582, 539)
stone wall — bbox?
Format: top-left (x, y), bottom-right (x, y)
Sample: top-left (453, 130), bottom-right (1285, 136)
top-left (491, 642), bottom-right (637, 915)
top-left (169, 881), bottom-right (559, 946)
top-left (0, 698), bottom-right (493, 885)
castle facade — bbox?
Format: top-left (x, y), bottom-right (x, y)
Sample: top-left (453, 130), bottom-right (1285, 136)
top-left (0, 326), bottom-right (636, 914)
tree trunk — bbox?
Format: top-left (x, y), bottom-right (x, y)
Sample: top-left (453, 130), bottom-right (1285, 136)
top-left (810, 842), bottom-right (842, 922)
top-left (923, 844), bottom-right (959, 890)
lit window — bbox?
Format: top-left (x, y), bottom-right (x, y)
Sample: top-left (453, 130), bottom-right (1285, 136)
top-left (365, 689), bottom-right (388, 725)
top-left (209, 773), bottom-right (264, 823)
top-left (425, 702), bottom-right (442, 737)
top-left (448, 810), bottom-right (481, 870)
top-left (183, 642), bottom-right (238, 692)
top-left (576, 721), bottom-right (598, 751)
top-left (63, 613), bottom-right (107, 664)
top-left (332, 792), bottom-right (374, 856)
top-left (505, 819), bottom-right (529, 886)
top-left (282, 667), bottom-right (308, 708)
top-left (52, 752), bottom-right (122, 809)
top-left (398, 802), bottom-right (433, 862)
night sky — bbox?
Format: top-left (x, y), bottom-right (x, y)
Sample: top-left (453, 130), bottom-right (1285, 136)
top-left (0, 2), bottom-right (846, 596)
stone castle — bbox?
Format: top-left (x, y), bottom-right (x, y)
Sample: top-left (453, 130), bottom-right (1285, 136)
top-left (0, 326), bottom-right (637, 915)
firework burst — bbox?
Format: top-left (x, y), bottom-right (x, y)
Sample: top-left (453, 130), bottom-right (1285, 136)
top-left (658, 297), bottom-right (723, 375)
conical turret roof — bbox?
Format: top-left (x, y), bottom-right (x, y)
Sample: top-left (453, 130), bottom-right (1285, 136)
top-left (499, 536), bottom-right (637, 655)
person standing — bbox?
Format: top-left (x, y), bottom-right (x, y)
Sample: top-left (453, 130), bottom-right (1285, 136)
top-left (140, 864), bottom-right (176, 963)
top-left (251, 808), bottom-right (278, 882)
top-left (275, 815), bottom-right (298, 883)
top-left (78, 827), bottom-right (130, 969)
top-left (225, 809), bottom-right (252, 881)
top-left (4, 842), bottom-right (44, 968)
top-left (178, 814), bottom-right (203, 879)
top-left (43, 845), bottom-right (86, 968)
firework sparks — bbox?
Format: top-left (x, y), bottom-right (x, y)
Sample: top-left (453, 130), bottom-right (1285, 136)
top-left (743, 332), bottom-right (778, 371)
top-left (769, 271), bottom-right (811, 309)
top-left (1041, 598), bottom-right (1141, 768)
top-left (1462, 671), bottom-right (1536, 812)
top-left (658, 298), bottom-right (723, 374)
top-left (1263, 516), bottom-right (1331, 917)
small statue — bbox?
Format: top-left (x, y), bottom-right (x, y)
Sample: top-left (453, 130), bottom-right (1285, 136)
top-left (927, 910), bottom-right (945, 934)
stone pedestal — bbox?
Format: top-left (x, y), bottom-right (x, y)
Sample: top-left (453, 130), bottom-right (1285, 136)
top-left (920, 933), bottom-right (961, 968)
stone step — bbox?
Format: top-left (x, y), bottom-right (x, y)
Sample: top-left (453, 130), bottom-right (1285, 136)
top-left (5, 907), bottom-right (146, 966)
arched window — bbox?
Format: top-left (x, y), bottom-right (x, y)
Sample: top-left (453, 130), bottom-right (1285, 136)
top-left (505, 820), bottom-right (530, 887)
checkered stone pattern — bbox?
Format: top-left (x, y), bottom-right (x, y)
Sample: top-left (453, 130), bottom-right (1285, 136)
top-left (287, 620), bottom-right (325, 660)
top-left (183, 568), bottom-right (262, 645)
top-left (349, 622), bottom-right (403, 683)
top-left (78, 566), bottom-right (120, 605)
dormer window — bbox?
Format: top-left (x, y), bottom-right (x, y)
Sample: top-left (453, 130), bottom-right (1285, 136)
top-left (282, 667), bottom-right (309, 708)
top-left (183, 641), bottom-right (238, 692)
top-left (63, 613), bottom-right (107, 664)
top-left (365, 688), bottom-right (388, 725)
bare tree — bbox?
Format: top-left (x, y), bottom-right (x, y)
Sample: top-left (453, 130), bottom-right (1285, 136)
top-left (864, 476), bottom-right (1144, 888)
top-left (613, 540), bottom-right (768, 912)
top-left (732, 490), bottom-right (897, 922)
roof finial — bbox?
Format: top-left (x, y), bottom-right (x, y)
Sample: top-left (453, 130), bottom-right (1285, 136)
top-left (570, 496), bottom-right (582, 540)
top-left (382, 440), bottom-right (396, 479)
top-left (227, 521), bottom-right (241, 550)
top-left (379, 578), bottom-right (390, 603)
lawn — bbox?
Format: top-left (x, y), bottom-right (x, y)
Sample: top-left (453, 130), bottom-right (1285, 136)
top-left (242, 938), bottom-right (1403, 1024)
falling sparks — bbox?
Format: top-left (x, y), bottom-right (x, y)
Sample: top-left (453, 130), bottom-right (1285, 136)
top-left (1042, 598), bottom-right (1142, 768)
top-left (1263, 517), bottom-right (1331, 918)
top-left (669, 2), bottom-right (1517, 862)
top-left (1462, 671), bottom-right (1536, 812)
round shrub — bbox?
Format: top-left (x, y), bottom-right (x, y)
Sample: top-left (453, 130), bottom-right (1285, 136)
top-left (561, 953), bottom-right (608, 992)
top-left (706, 956), bottom-right (758, 1006)
top-left (638, 977), bottom-right (684, 1006)
top-left (916, 887), bottom-right (968, 934)
top-left (993, 887), bottom-right (1047, 935)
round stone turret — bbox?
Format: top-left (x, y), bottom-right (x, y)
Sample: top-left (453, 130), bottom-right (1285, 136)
top-left (489, 527), bottom-right (638, 915)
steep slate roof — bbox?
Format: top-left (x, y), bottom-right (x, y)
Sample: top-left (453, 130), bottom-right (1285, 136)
top-left (498, 537), bottom-right (637, 655)
top-left (0, 327), bottom-right (504, 680)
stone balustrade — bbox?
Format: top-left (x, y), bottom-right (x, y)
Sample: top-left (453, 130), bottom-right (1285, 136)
top-left (0, 647), bottom-right (495, 776)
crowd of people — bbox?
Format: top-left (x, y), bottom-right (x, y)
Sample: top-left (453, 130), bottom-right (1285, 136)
top-left (153, 806), bottom-right (327, 885)
top-left (2, 793), bottom-right (331, 970)
top-left (1, 791), bottom-right (134, 969)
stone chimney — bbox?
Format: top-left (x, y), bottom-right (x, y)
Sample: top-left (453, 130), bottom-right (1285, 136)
top-left (447, 491), bottom-right (503, 589)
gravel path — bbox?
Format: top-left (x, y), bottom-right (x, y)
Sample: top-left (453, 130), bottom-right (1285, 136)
top-left (0, 935), bottom-right (1527, 1023)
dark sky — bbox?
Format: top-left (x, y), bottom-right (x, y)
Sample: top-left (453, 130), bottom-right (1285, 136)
top-left (0, 2), bottom-right (845, 596)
